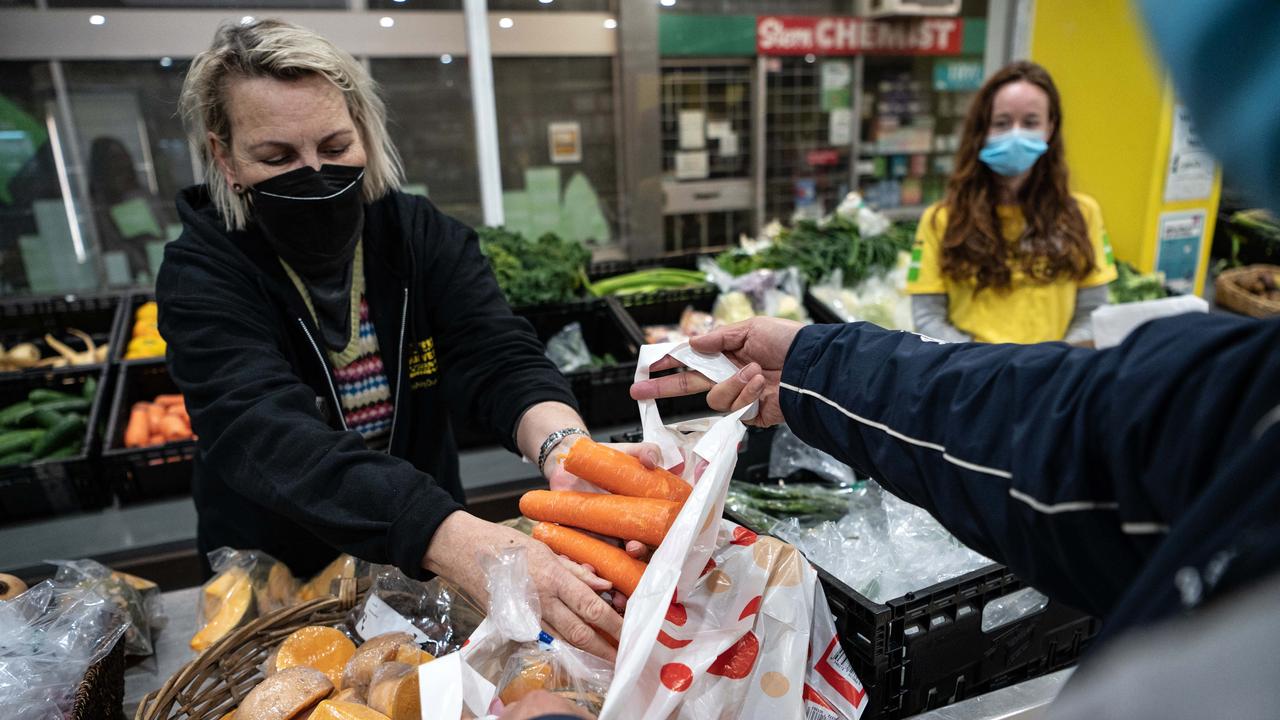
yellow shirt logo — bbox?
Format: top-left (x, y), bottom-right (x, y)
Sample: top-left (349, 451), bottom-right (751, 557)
top-left (407, 337), bottom-right (438, 389)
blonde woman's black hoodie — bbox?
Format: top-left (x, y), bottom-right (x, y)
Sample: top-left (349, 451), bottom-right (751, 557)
top-left (157, 186), bottom-right (577, 579)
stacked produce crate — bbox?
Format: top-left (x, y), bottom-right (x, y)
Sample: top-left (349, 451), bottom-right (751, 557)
top-left (0, 294), bottom-right (121, 522)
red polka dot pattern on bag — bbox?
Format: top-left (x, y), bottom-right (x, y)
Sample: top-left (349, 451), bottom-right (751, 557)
top-left (661, 662), bottom-right (694, 692)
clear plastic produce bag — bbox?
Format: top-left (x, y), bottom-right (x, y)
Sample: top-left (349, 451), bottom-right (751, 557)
top-left (345, 564), bottom-right (483, 658)
top-left (48, 558), bottom-right (165, 657)
top-left (768, 424), bottom-right (859, 487)
top-left (0, 580), bottom-right (129, 720)
top-left (545, 322), bottom-right (594, 374)
top-left (419, 546), bottom-right (613, 718)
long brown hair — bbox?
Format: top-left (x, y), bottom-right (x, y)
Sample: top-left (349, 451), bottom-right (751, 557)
top-left (938, 61), bottom-right (1093, 291)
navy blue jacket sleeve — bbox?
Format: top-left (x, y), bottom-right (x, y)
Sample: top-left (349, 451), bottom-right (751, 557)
top-left (779, 314), bottom-right (1280, 619)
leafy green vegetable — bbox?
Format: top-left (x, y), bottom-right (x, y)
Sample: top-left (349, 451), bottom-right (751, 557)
top-left (726, 480), bottom-right (855, 525)
top-left (1109, 261), bottom-right (1167, 304)
top-left (588, 268), bottom-right (709, 297)
top-left (715, 217), bottom-right (914, 286)
top-left (478, 226), bottom-right (591, 307)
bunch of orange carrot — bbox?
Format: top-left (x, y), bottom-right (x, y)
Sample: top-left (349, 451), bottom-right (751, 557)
top-left (521, 438), bottom-right (691, 599)
top-left (124, 393), bottom-right (195, 448)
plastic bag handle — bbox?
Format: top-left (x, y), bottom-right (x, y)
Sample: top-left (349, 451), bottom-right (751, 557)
top-left (635, 341), bottom-right (757, 468)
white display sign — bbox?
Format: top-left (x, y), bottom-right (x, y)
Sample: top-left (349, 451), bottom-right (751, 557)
top-left (829, 107), bottom-right (854, 146)
top-left (547, 121), bottom-right (582, 164)
top-left (678, 109), bottom-right (706, 150)
top-left (1164, 103), bottom-right (1217, 202)
top-left (706, 120), bottom-right (731, 140)
top-left (719, 131), bottom-right (740, 158)
top-left (675, 150), bottom-right (710, 180)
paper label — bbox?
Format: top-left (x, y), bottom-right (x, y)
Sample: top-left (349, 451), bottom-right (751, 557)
top-left (675, 150), bottom-right (710, 180)
top-left (720, 131), bottom-right (740, 158)
top-left (829, 107), bottom-right (853, 146)
top-left (356, 594), bottom-right (430, 644)
top-left (679, 110), bottom-right (706, 150)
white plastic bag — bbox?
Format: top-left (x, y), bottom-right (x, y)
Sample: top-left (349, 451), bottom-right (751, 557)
top-left (597, 342), bottom-right (867, 720)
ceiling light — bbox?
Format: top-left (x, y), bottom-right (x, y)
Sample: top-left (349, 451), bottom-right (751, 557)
top-left (89, 14), bottom-right (105, 25)
top-left (540, 0), bottom-right (553, 4)
top-left (159, 56), bottom-right (173, 68)
top-left (241, 15), bottom-right (254, 24)
top-left (379, 16), bottom-right (394, 27)
top-left (603, 18), bottom-right (617, 29)
top-left (498, 17), bottom-right (514, 29)
top-left (804, 53), bottom-right (816, 63)
top-left (440, 54), bottom-right (453, 64)
top-left (659, 0), bottom-right (676, 7)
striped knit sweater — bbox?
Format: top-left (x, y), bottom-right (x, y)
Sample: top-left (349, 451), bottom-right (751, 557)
top-left (282, 241), bottom-right (395, 450)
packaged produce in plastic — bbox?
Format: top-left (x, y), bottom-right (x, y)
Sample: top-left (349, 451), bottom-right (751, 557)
top-left (345, 564), bottom-right (483, 659)
top-left (771, 480), bottom-right (992, 604)
top-left (192, 548), bottom-right (303, 651)
top-left (0, 580), bottom-right (130, 720)
top-left (49, 558), bottom-right (166, 657)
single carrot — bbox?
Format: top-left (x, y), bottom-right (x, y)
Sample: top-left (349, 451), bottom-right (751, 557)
top-left (124, 404), bottom-right (150, 448)
top-left (158, 414), bottom-right (189, 442)
top-left (563, 438), bottom-right (691, 504)
top-left (533, 522), bottom-right (647, 597)
top-left (145, 402), bottom-right (166, 433)
top-left (153, 394), bottom-right (184, 408)
top-left (167, 405), bottom-right (191, 426)
top-left (520, 490), bottom-right (679, 547)
top-left (148, 433), bottom-right (165, 446)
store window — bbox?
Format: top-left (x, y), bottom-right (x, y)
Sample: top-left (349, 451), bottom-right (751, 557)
top-left (661, 61), bottom-right (754, 253)
top-left (660, 0), bottom-right (848, 14)
top-left (62, 59), bottom-right (198, 288)
top-left (488, 0), bottom-right (613, 10)
top-left (371, 57), bottom-right (482, 228)
top-left (492, 56), bottom-right (618, 247)
top-left (0, 62), bottom-right (94, 297)
top-left (50, 0), bottom-right (345, 8)
top-left (366, 0), bottom-right (461, 11)
top-left (857, 0), bottom-right (990, 215)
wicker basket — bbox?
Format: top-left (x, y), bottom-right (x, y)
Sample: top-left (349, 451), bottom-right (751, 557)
top-left (73, 634), bottom-right (127, 720)
top-left (1214, 264), bottom-right (1280, 318)
top-left (134, 578), bottom-right (364, 720)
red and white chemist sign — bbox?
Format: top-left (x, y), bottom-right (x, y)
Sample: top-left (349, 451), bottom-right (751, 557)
top-left (757, 16), bottom-right (964, 56)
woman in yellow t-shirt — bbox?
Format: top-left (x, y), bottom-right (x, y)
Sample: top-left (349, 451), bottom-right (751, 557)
top-left (906, 61), bottom-right (1117, 345)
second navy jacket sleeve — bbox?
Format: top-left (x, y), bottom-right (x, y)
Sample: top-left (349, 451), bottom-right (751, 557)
top-left (779, 314), bottom-right (1280, 620)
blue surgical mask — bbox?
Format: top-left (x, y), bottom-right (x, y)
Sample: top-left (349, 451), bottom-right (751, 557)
top-left (1139, 0), bottom-right (1280, 212)
top-left (979, 128), bottom-right (1048, 177)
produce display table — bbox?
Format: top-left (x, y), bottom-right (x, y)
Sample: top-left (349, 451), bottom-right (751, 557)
top-left (124, 589), bottom-right (1069, 720)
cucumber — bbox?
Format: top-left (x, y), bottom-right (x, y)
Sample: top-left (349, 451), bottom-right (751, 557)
top-left (0, 401), bottom-right (36, 428)
top-left (42, 443), bottom-right (81, 460)
top-left (0, 429), bottom-right (46, 456)
top-left (34, 408), bottom-right (65, 429)
top-left (32, 415), bottom-right (85, 458)
top-left (0, 451), bottom-right (36, 467)
top-left (28, 388), bottom-right (78, 405)
top-left (82, 376), bottom-right (98, 401)
top-left (33, 398), bottom-right (90, 415)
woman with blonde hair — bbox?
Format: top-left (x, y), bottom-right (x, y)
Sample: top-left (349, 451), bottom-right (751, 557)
top-left (160, 18), bottom-right (640, 660)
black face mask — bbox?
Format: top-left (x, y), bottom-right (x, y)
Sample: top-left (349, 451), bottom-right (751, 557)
top-left (251, 164), bottom-right (366, 352)
top-left (250, 164), bottom-right (366, 277)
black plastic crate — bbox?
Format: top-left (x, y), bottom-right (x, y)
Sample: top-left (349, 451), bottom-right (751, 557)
top-left (726, 507), bottom-right (1099, 719)
top-left (112, 293), bottom-right (165, 364)
top-left (0, 365), bottom-right (112, 524)
top-left (804, 289), bottom-right (848, 325)
top-left (611, 287), bottom-right (722, 420)
top-left (0, 293), bottom-right (125, 379)
top-left (450, 299), bottom-right (642, 448)
top-left (102, 360), bottom-right (196, 504)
